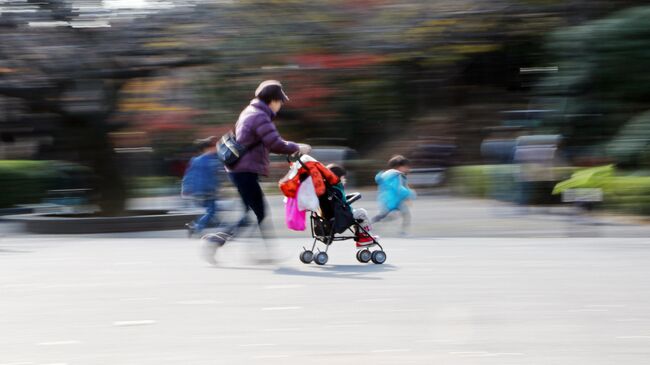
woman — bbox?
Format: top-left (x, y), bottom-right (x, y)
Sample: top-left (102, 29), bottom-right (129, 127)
top-left (202, 80), bottom-right (311, 264)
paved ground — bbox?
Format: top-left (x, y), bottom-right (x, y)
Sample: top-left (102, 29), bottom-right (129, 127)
top-left (125, 192), bottom-right (650, 238)
top-left (1, 233), bottom-right (650, 364)
top-left (5, 193), bottom-right (650, 238)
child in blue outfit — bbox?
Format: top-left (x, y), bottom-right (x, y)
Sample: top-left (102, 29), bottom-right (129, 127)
top-left (182, 136), bottom-right (222, 237)
top-left (372, 155), bottom-right (416, 235)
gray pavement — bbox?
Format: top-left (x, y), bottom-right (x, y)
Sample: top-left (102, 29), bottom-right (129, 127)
top-left (1, 234), bottom-right (650, 364)
top-left (125, 192), bottom-right (650, 238)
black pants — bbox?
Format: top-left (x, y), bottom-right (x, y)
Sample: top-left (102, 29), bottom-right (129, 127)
top-left (227, 172), bottom-right (269, 238)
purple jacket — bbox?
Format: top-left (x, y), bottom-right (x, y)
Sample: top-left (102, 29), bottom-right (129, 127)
top-left (226, 99), bottom-right (299, 176)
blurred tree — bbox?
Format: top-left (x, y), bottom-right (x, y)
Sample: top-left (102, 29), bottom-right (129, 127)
top-left (608, 111), bottom-right (650, 168)
top-left (196, 1), bottom-right (533, 151)
top-left (538, 6), bottom-right (650, 159)
top-left (0, 1), bottom-right (211, 214)
top-left (2, 0), bottom-right (646, 211)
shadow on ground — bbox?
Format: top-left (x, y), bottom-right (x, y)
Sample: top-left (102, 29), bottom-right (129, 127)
top-left (273, 264), bottom-right (397, 281)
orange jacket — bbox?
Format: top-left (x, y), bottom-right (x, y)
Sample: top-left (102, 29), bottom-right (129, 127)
top-left (279, 161), bottom-right (340, 198)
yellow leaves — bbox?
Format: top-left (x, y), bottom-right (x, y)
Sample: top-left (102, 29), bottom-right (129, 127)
top-left (385, 42), bottom-right (500, 67)
top-left (422, 19), bottom-right (459, 27)
top-left (120, 79), bottom-right (188, 112)
top-left (404, 21), bottom-right (450, 39)
top-left (460, 19), bottom-right (499, 32)
top-left (120, 99), bottom-right (190, 112)
top-left (418, 44), bottom-right (500, 66)
top-left (145, 41), bottom-right (184, 49)
top-left (122, 79), bottom-right (175, 94)
top-left (402, 17), bottom-right (499, 43)
top-left (447, 43), bottom-right (500, 54)
top-left (119, 96), bottom-right (190, 112)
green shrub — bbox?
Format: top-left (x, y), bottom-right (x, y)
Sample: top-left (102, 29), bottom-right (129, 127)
top-left (550, 166), bottom-right (650, 214)
top-left (603, 176), bottom-right (650, 215)
top-left (127, 176), bottom-right (179, 197)
top-left (449, 165), bottom-right (575, 204)
top-left (448, 165), bottom-right (518, 199)
top-left (129, 176), bottom-right (178, 191)
top-left (0, 160), bottom-right (79, 208)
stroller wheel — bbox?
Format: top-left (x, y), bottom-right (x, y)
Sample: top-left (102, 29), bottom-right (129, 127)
top-left (357, 249), bottom-right (372, 263)
top-left (371, 250), bottom-right (387, 264)
top-left (314, 252), bottom-right (329, 266)
top-left (299, 250), bottom-right (314, 264)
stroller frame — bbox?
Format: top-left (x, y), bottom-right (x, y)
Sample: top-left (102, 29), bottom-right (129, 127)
top-left (291, 156), bottom-right (386, 265)
top-left (306, 192), bottom-right (383, 250)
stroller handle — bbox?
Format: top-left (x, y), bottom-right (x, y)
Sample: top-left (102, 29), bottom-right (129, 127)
top-left (346, 192), bottom-right (362, 205)
top-left (287, 152), bottom-right (308, 168)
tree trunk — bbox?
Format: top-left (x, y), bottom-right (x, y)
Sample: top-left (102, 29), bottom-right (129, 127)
top-left (91, 129), bottom-right (127, 215)
top-left (71, 118), bottom-right (127, 216)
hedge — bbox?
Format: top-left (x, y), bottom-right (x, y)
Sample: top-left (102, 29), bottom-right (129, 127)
top-left (603, 176), bottom-right (650, 215)
top-left (449, 164), bottom-right (650, 214)
top-left (0, 161), bottom-right (90, 208)
top-left (448, 164), bottom-right (517, 199)
top-left (128, 176), bottom-right (179, 197)
top-left (448, 165), bottom-right (574, 204)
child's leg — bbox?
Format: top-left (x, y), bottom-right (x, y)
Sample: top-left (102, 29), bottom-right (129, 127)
top-left (354, 208), bottom-right (378, 246)
top-left (399, 204), bottom-right (411, 234)
top-left (195, 199), bottom-right (217, 232)
top-left (371, 210), bottom-right (391, 224)
top-left (353, 208), bottom-right (370, 224)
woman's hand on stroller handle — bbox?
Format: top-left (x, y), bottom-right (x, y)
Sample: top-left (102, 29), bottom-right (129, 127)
top-left (288, 143), bottom-right (311, 163)
top-left (288, 151), bottom-right (302, 163)
top-left (298, 143), bottom-right (312, 155)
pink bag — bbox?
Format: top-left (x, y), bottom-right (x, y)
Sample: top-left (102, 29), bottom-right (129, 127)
top-left (285, 197), bottom-right (306, 231)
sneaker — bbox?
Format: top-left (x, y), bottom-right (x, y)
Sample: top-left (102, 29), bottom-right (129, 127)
top-left (205, 232), bottom-right (231, 245)
top-left (200, 240), bottom-right (218, 265)
top-left (186, 223), bottom-right (196, 238)
top-left (199, 232), bottom-right (230, 265)
top-left (355, 233), bottom-right (379, 248)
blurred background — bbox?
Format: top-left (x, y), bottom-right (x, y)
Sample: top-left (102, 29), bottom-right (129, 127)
top-left (1, 0), bottom-right (650, 218)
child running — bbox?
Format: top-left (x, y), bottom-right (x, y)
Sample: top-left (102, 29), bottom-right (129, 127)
top-left (181, 136), bottom-right (222, 237)
top-left (372, 155), bottom-right (416, 236)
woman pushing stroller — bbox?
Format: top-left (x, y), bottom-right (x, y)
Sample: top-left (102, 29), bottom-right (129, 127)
top-left (201, 79), bottom-right (388, 265)
top-left (201, 80), bottom-right (311, 265)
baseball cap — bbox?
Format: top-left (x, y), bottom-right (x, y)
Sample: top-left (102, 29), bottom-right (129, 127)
top-left (255, 80), bottom-right (290, 102)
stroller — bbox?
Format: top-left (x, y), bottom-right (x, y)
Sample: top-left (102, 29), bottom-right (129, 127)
top-left (283, 155), bottom-right (387, 266)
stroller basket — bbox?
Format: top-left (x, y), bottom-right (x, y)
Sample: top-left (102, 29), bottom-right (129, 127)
top-left (311, 192), bottom-right (362, 239)
top-left (311, 214), bottom-right (329, 238)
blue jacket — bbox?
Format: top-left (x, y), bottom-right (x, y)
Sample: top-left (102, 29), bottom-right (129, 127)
top-left (182, 152), bottom-right (221, 198)
top-left (375, 169), bottom-right (416, 211)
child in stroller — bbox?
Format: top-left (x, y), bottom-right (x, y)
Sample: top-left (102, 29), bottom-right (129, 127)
top-left (283, 155), bottom-right (387, 265)
top-left (325, 164), bottom-right (380, 248)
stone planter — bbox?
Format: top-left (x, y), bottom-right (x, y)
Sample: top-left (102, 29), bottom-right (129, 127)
top-left (3, 210), bottom-right (198, 234)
